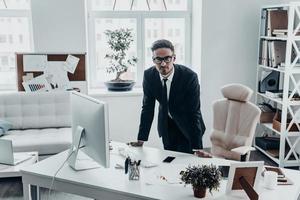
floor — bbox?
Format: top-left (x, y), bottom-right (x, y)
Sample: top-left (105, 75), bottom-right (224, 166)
top-left (0, 150), bottom-right (288, 200)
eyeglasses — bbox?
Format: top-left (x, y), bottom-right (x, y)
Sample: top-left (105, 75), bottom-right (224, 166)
top-left (152, 56), bottom-right (174, 64)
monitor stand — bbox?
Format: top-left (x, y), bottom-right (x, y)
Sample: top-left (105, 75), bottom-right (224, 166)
top-left (67, 126), bottom-right (100, 171)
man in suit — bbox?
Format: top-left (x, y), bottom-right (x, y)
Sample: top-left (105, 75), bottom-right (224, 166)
top-left (130, 39), bottom-right (209, 156)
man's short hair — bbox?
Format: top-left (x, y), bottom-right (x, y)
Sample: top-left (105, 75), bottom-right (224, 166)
top-left (151, 39), bottom-right (175, 53)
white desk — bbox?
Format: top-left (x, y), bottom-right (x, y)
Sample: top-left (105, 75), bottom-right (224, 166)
top-left (21, 143), bottom-right (300, 200)
top-left (0, 152), bottom-right (38, 178)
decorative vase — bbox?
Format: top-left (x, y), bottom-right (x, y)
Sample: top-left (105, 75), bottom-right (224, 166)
top-left (193, 187), bottom-right (206, 198)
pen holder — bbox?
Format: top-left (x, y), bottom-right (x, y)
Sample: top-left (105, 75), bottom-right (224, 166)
top-left (125, 157), bottom-right (141, 180)
top-left (128, 162), bottom-right (140, 180)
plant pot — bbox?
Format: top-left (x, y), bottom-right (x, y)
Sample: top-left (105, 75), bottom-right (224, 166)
top-left (104, 80), bottom-right (135, 91)
top-left (193, 187), bottom-right (206, 198)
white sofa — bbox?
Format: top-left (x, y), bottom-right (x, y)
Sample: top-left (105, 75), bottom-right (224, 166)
top-left (0, 91), bottom-right (72, 155)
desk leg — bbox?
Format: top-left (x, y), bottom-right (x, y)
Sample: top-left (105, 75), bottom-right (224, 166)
top-left (23, 182), bottom-right (40, 200)
top-left (22, 182), bottom-right (30, 200)
top-left (30, 185), bottom-right (40, 200)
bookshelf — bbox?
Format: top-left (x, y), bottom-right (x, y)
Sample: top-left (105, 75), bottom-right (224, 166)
top-left (255, 2), bottom-right (300, 168)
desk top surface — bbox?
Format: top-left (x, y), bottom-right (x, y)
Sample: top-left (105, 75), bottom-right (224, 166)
top-left (21, 143), bottom-right (300, 200)
top-left (0, 152), bottom-right (38, 178)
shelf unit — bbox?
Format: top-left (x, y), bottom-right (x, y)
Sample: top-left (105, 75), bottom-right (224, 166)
top-left (255, 2), bottom-right (300, 167)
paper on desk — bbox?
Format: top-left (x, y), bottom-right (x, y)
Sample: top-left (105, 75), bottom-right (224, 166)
top-left (44, 61), bottom-right (71, 90)
top-left (63, 55), bottom-right (80, 74)
top-left (23, 55), bottom-right (47, 72)
top-left (144, 165), bottom-right (185, 186)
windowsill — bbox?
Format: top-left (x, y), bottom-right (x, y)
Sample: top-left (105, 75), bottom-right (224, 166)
top-left (88, 87), bottom-right (143, 98)
top-left (0, 87), bottom-right (144, 97)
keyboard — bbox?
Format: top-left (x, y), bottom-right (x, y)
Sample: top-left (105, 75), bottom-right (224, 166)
top-left (118, 147), bottom-right (158, 168)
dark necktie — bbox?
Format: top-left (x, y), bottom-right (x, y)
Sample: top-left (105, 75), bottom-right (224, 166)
top-left (161, 78), bottom-right (168, 134)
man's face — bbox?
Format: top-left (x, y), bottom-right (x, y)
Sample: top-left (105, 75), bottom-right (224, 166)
top-left (152, 48), bottom-right (175, 76)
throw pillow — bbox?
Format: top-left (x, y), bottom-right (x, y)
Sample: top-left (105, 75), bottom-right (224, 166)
top-left (0, 119), bottom-right (13, 136)
top-left (0, 128), bottom-right (4, 136)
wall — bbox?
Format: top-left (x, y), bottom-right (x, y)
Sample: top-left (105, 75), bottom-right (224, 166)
top-left (31, 0), bottom-right (86, 52)
top-left (30, 0), bottom-right (295, 149)
top-left (92, 93), bottom-right (163, 149)
top-left (200, 0), bottom-right (287, 147)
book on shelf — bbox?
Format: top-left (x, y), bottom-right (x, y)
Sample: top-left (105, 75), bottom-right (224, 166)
top-left (272, 29), bottom-right (300, 37)
top-left (268, 41), bottom-right (273, 67)
top-left (260, 9), bottom-right (267, 36)
top-left (265, 89), bottom-right (283, 98)
top-left (267, 9), bottom-right (288, 37)
top-left (259, 40), bottom-right (269, 66)
top-left (259, 40), bottom-right (286, 68)
top-left (280, 62), bottom-right (300, 67)
top-left (265, 149), bottom-right (279, 158)
top-left (272, 41), bottom-right (286, 67)
top-left (255, 137), bottom-right (280, 150)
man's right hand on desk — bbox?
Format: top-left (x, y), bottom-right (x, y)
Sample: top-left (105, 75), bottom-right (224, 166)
top-left (127, 140), bottom-right (144, 147)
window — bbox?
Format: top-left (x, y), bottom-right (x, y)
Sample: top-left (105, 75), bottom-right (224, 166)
top-left (87, 0), bottom-right (191, 88)
top-left (0, 0), bottom-right (33, 91)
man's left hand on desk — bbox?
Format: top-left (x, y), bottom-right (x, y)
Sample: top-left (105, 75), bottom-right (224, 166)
top-left (193, 150), bottom-right (212, 158)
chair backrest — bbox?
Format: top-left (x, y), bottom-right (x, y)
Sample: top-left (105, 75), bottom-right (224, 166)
top-left (0, 91), bottom-right (71, 130)
top-left (211, 84), bottom-right (261, 157)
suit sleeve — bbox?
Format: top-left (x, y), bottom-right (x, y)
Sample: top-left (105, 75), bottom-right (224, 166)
top-left (187, 73), bottom-right (205, 149)
top-left (137, 72), bottom-right (156, 141)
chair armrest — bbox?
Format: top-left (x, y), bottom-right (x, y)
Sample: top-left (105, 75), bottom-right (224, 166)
top-left (231, 146), bottom-right (255, 155)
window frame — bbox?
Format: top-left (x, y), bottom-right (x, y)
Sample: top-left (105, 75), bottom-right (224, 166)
top-left (87, 0), bottom-right (192, 88)
top-left (0, 7), bottom-right (34, 91)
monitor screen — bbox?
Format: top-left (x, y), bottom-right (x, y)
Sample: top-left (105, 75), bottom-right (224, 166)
top-left (70, 92), bottom-right (110, 168)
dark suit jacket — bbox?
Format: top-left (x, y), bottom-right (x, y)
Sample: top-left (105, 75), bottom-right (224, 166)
top-left (137, 64), bottom-right (205, 149)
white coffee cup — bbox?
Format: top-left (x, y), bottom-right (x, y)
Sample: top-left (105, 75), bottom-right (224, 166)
top-left (264, 171), bottom-right (278, 190)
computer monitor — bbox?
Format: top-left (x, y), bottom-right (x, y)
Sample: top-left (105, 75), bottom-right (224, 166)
top-left (68, 92), bottom-right (110, 170)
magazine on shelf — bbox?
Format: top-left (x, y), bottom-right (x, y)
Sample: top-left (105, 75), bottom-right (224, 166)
top-left (280, 62), bottom-right (300, 67)
top-left (259, 40), bottom-right (269, 66)
top-left (272, 29), bottom-right (300, 36)
top-left (265, 89), bottom-right (283, 98)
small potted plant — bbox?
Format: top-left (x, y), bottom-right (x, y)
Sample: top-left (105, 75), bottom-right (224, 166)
top-left (180, 164), bottom-right (221, 198)
top-left (104, 28), bottom-right (138, 91)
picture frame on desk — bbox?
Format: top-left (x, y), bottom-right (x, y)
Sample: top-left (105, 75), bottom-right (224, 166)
top-left (226, 161), bottom-right (264, 199)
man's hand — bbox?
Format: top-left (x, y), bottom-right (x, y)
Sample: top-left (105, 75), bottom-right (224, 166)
top-left (127, 140), bottom-right (144, 147)
top-left (193, 150), bottom-right (212, 158)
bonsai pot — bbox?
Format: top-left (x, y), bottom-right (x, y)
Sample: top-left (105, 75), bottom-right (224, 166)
top-left (104, 80), bottom-right (135, 91)
top-left (193, 187), bottom-right (206, 198)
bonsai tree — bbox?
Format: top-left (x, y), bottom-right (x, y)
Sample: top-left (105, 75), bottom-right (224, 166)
top-left (104, 28), bottom-right (138, 82)
top-left (180, 164), bottom-right (221, 198)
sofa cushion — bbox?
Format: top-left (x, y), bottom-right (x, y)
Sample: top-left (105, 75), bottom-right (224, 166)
top-left (0, 91), bottom-right (71, 130)
top-left (1, 128), bottom-right (72, 155)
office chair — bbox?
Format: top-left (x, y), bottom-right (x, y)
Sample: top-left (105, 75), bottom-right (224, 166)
top-left (210, 84), bottom-right (261, 161)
